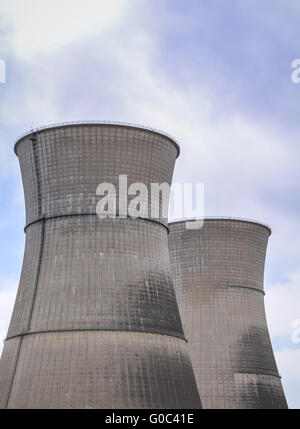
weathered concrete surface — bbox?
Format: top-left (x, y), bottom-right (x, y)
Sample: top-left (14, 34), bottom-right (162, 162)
top-left (0, 331), bottom-right (199, 409)
top-left (169, 219), bottom-right (287, 409)
top-left (0, 123), bottom-right (201, 409)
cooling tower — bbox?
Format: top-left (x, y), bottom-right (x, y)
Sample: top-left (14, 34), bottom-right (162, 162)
top-left (0, 121), bottom-right (201, 409)
top-left (169, 218), bottom-right (287, 409)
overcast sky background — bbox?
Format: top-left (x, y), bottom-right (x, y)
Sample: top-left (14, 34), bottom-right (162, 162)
top-left (0, 0), bottom-right (299, 408)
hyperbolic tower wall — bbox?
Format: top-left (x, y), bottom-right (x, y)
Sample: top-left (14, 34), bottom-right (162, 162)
top-left (169, 218), bottom-right (287, 409)
top-left (0, 122), bottom-right (201, 409)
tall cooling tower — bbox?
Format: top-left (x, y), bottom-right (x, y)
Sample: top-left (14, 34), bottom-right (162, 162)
top-left (0, 122), bottom-right (201, 409)
top-left (169, 218), bottom-right (287, 409)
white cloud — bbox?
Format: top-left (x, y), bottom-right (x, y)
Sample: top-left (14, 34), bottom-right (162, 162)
top-left (264, 270), bottom-right (300, 408)
top-left (265, 270), bottom-right (300, 339)
top-left (0, 284), bottom-right (17, 354)
top-left (275, 348), bottom-right (300, 409)
top-left (1, 0), bottom-right (127, 58)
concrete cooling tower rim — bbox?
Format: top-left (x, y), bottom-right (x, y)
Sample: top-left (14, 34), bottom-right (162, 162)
top-left (14, 120), bottom-right (181, 158)
top-left (169, 217), bottom-right (272, 236)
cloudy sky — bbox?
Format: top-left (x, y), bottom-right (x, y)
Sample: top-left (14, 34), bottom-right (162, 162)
top-left (0, 0), bottom-right (299, 408)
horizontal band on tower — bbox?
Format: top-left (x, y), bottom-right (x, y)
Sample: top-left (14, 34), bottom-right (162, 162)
top-left (228, 285), bottom-right (265, 295)
top-left (24, 213), bottom-right (170, 233)
top-left (5, 327), bottom-right (187, 343)
top-left (234, 371), bottom-right (282, 379)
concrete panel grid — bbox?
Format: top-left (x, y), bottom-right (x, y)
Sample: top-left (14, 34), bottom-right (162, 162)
top-left (169, 219), bottom-right (287, 409)
top-left (0, 123), bottom-right (201, 409)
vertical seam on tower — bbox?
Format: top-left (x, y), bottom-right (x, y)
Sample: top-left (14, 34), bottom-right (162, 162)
top-left (3, 336), bottom-right (23, 408)
top-left (5, 218), bottom-right (45, 408)
top-left (4, 133), bottom-right (45, 408)
top-left (27, 131), bottom-right (45, 331)
top-left (27, 217), bottom-right (45, 331)
top-left (31, 132), bottom-right (42, 218)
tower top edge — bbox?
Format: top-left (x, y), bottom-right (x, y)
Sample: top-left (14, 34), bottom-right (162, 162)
top-left (14, 120), bottom-right (180, 157)
top-left (168, 217), bottom-right (272, 235)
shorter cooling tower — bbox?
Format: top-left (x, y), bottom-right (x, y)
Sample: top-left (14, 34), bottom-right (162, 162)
top-left (169, 218), bottom-right (288, 409)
